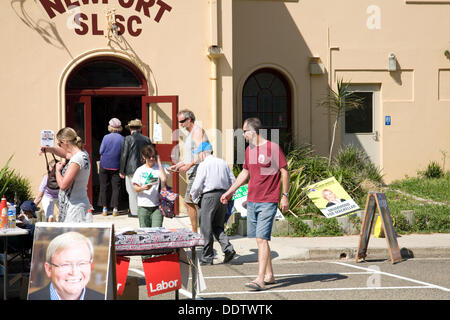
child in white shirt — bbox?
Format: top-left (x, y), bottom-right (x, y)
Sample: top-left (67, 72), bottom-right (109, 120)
top-left (132, 144), bottom-right (169, 228)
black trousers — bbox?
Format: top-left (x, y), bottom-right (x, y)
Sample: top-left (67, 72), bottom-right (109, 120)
top-left (98, 167), bottom-right (121, 209)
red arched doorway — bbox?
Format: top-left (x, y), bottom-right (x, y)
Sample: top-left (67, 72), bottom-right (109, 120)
top-left (65, 57), bottom-right (179, 213)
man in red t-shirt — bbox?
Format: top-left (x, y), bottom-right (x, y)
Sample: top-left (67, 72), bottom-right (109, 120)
top-left (221, 118), bottom-right (289, 291)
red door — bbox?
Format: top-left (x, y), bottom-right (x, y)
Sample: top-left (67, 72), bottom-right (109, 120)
top-left (141, 95), bottom-right (180, 214)
top-left (66, 95), bottom-right (179, 214)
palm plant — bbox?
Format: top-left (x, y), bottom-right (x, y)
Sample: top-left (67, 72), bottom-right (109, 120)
top-left (0, 155), bottom-right (14, 196)
top-left (318, 79), bottom-right (364, 165)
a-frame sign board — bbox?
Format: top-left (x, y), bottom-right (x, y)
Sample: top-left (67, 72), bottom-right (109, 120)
top-left (356, 192), bottom-right (402, 264)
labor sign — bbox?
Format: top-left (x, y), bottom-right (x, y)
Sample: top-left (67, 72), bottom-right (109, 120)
top-left (142, 253), bottom-right (182, 297)
top-left (116, 256), bottom-right (130, 296)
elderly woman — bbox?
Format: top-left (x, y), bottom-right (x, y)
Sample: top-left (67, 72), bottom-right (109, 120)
top-left (40, 127), bottom-right (91, 223)
top-left (98, 118), bottom-right (124, 216)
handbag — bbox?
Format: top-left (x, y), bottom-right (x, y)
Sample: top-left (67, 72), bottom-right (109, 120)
top-left (158, 182), bottom-right (178, 218)
top-left (44, 151), bottom-right (59, 190)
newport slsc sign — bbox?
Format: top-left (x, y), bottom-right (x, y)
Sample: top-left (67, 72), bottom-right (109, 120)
top-left (38, 0), bottom-right (173, 37)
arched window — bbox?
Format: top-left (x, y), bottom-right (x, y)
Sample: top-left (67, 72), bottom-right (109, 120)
top-left (242, 68), bottom-right (291, 145)
top-left (67, 60), bottom-right (141, 89)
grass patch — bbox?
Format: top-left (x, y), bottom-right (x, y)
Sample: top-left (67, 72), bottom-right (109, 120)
top-left (389, 173), bottom-right (450, 204)
top-left (383, 189), bottom-right (450, 234)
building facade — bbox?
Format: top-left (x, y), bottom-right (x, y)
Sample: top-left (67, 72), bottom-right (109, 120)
top-left (2, 0), bottom-right (449, 210)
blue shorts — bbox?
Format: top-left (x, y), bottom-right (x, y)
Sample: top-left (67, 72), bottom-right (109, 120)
top-left (246, 202), bottom-right (277, 241)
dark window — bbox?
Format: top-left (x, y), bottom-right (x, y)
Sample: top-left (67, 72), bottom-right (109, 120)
top-left (67, 61), bottom-right (141, 88)
top-left (242, 69), bottom-right (290, 131)
top-left (345, 92), bottom-right (373, 133)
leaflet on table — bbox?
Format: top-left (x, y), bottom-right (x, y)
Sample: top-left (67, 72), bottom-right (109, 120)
top-left (115, 227), bottom-right (172, 235)
top-left (138, 227), bottom-right (172, 233)
top-left (303, 176), bottom-right (360, 218)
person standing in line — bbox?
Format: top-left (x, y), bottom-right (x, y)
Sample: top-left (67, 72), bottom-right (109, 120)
top-left (189, 141), bottom-right (236, 265)
top-left (220, 118), bottom-right (289, 291)
top-left (40, 127), bottom-right (91, 223)
top-left (119, 119), bottom-right (152, 218)
top-left (169, 109), bottom-right (208, 233)
top-left (98, 118), bottom-right (124, 216)
top-left (34, 159), bottom-right (59, 222)
top-left (132, 144), bottom-right (169, 229)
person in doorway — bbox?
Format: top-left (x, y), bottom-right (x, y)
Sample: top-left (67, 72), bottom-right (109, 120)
top-left (28, 232), bottom-right (104, 300)
top-left (169, 109), bottom-right (208, 233)
top-left (119, 119), bottom-right (152, 218)
top-left (322, 189), bottom-right (346, 208)
top-left (39, 127), bottom-right (91, 223)
top-left (220, 117), bottom-right (289, 291)
top-left (132, 144), bottom-right (169, 229)
top-left (34, 159), bottom-right (59, 222)
top-left (98, 118), bottom-right (124, 216)
top-left (189, 141), bottom-right (236, 265)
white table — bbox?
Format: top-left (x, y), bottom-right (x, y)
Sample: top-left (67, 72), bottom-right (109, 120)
top-left (0, 228), bottom-right (28, 300)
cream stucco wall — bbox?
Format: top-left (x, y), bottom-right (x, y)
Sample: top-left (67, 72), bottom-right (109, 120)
top-left (233, 0), bottom-right (450, 182)
top-left (1, 0), bottom-right (224, 201)
top-left (1, 0), bottom-right (450, 205)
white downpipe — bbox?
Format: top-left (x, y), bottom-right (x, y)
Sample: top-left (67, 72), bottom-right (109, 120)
top-left (210, 58), bottom-right (218, 151)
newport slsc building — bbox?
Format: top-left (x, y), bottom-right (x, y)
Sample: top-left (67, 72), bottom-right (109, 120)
top-left (2, 0), bottom-right (449, 211)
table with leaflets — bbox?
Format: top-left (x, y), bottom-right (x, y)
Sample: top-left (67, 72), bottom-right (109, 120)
top-left (0, 227), bottom-right (29, 300)
top-left (115, 227), bottom-right (205, 299)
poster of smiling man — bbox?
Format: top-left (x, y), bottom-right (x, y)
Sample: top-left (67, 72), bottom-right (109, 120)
top-left (304, 177), bottom-right (360, 218)
top-left (27, 222), bottom-right (115, 300)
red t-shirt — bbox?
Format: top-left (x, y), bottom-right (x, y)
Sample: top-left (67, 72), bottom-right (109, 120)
top-left (243, 140), bottom-right (287, 203)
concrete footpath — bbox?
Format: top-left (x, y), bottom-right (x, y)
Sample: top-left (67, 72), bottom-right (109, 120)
top-left (94, 212), bottom-right (450, 264)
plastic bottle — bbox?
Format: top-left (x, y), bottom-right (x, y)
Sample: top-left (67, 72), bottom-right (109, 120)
top-left (0, 195), bottom-right (8, 229)
top-left (8, 203), bottom-right (16, 228)
top-left (86, 207), bottom-right (94, 223)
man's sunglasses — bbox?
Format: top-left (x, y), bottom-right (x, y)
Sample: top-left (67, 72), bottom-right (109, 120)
top-left (179, 118), bottom-right (189, 124)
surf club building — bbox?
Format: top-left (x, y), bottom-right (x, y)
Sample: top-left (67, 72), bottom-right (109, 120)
top-left (2, 0), bottom-right (449, 212)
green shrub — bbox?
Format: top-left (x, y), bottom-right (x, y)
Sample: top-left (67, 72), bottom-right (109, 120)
top-left (330, 145), bottom-right (383, 199)
top-left (310, 217), bottom-right (343, 236)
top-left (287, 216), bottom-right (311, 236)
top-left (391, 212), bottom-right (414, 233)
top-left (0, 155), bottom-right (14, 196)
top-left (421, 161), bottom-right (444, 179)
top-left (0, 168), bottom-right (33, 204)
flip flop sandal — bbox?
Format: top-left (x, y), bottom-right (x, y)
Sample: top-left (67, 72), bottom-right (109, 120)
top-left (264, 279), bottom-right (276, 285)
top-left (245, 281), bottom-right (266, 291)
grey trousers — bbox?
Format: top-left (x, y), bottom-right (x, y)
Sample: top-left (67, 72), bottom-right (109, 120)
top-left (198, 190), bottom-right (234, 263)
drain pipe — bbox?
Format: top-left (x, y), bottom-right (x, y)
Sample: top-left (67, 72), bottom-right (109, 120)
top-left (207, 0), bottom-right (223, 153)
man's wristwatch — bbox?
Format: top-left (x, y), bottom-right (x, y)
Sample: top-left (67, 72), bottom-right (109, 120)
top-left (282, 192), bottom-right (289, 198)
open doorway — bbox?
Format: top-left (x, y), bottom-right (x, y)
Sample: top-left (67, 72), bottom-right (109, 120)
top-left (91, 96), bottom-right (141, 212)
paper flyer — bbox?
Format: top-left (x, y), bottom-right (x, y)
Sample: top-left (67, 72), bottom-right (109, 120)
top-left (40, 130), bottom-right (55, 147)
top-left (232, 184), bottom-right (284, 220)
top-left (304, 177), bottom-right (359, 218)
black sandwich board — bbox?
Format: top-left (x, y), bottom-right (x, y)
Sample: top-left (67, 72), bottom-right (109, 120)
top-left (356, 192), bottom-right (402, 264)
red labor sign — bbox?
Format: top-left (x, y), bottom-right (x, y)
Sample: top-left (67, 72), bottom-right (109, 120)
top-left (116, 256), bottom-right (130, 296)
top-left (142, 253), bottom-right (182, 297)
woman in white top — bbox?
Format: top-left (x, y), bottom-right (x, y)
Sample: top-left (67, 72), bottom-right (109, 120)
top-left (132, 144), bottom-right (168, 229)
top-left (40, 127), bottom-right (91, 223)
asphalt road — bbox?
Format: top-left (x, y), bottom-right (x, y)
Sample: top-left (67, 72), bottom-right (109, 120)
top-left (135, 257), bottom-right (450, 301)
